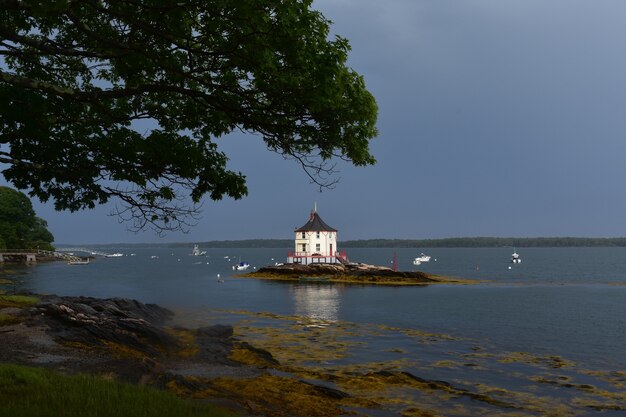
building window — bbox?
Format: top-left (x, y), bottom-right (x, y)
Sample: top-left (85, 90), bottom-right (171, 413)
top-left (301, 244), bottom-right (306, 252)
top-left (316, 232), bottom-right (320, 239)
top-left (316, 243), bottom-right (321, 252)
top-left (301, 232), bottom-right (306, 239)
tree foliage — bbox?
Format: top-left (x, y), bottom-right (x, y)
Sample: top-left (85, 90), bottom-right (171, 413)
top-left (0, 186), bottom-right (54, 250)
top-left (0, 0), bottom-right (378, 233)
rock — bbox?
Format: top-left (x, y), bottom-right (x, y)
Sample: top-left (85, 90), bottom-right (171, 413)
top-left (0, 307), bottom-right (24, 316)
top-left (35, 295), bottom-right (178, 355)
top-left (250, 262), bottom-right (435, 282)
top-left (301, 380), bottom-right (350, 399)
top-left (195, 325), bottom-right (238, 365)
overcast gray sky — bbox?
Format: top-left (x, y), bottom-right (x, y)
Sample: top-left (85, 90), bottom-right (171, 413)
top-left (10, 0), bottom-right (626, 244)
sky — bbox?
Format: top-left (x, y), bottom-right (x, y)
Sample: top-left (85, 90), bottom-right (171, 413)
top-left (7, 0), bottom-right (626, 244)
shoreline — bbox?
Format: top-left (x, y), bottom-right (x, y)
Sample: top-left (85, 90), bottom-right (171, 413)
top-left (0, 291), bottom-right (487, 416)
top-left (2, 290), bottom-right (625, 416)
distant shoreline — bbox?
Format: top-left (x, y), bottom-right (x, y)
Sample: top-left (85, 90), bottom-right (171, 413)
top-left (58, 237), bottom-right (626, 248)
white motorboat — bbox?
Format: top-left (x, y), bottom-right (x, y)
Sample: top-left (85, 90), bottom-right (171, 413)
top-left (412, 259), bottom-right (422, 266)
top-left (414, 253), bottom-right (431, 263)
top-left (511, 249), bottom-right (521, 264)
top-left (105, 253), bottom-right (123, 258)
top-left (232, 261), bottom-right (250, 271)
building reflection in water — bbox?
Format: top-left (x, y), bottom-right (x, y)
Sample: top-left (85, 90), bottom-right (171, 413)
top-left (291, 284), bottom-right (341, 325)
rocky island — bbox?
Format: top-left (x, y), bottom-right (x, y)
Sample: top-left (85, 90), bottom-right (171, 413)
top-left (239, 262), bottom-right (474, 285)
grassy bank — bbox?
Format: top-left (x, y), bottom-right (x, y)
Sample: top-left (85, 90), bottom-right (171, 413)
top-left (0, 364), bottom-right (238, 417)
top-left (0, 294), bottom-right (38, 308)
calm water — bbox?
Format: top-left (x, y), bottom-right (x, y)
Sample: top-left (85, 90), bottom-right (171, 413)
top-left (4, 246), bottom-right (626, 415)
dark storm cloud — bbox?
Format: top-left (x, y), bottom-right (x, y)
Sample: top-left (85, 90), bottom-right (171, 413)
top-left (17, 0), bottom-right (626, 242)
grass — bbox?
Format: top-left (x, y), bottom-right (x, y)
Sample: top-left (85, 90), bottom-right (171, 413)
top-left (0, 364), bottom-right (239, 417)
top-left (0, 294), bottom-right (39, 308)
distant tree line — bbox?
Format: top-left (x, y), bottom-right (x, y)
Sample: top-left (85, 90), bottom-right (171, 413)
top-left (184, 240), bottom-right (293, 249)
top-left (156, 237), bottom-right (626, 249)
top-left (340, 237), bottom-right (626, 248)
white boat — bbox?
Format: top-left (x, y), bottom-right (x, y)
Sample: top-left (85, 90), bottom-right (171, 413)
top-left (191, 244), bottom-right (207, 256)
top-left (414, 253), bottom-right (431, 263)
top-left (511, 249), bottom-right (521, 264)
top-left (105, 253), bottom-right (123, 258)
top-left (232, 261), bottom-right (250, 271)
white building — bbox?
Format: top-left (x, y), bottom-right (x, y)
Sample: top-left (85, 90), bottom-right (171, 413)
top-left (287, 208), bottom-right (347, 265)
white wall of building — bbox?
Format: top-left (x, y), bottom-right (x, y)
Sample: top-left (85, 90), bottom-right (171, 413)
top-left (294, 230), bottom-right (337, 256)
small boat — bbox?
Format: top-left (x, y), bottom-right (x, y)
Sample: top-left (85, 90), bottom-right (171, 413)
top-left (151, 255), bottom-right (159, 259)
top-left (105, 253), bottom-right (123, 258)
top-left (232, 261), bottom-right (250, 271)
top-left (190, 244), bottom-right (207, 256)
top-left (414, 253), bottom-right (431, 264)
top-left (511, 249), bottom-right (521, 264)
top-left (68, 259), bottom-right (89, 265)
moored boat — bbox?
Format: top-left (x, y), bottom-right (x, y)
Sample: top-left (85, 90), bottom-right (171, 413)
top-left (191, 244), bottom-right (207, 256)
top-left (511, 249), bottom-right (521, 264)
top-left (414, 253), bottom-right (431, 263)
top-left (232, 261), bottom-right (250, 271)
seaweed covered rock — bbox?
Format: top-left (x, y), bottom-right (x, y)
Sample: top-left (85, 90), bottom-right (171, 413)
top-left (244, 262), bottom-right (438, 284)
top-left (35, 295), bottom-right (178, 355)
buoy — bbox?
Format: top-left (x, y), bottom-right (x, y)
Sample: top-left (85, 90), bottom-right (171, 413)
top-left (508, 266), bottom-right (512, 270)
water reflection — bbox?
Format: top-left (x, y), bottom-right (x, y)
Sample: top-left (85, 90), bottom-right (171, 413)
top-left (290, 284), bottom-right (341, 325)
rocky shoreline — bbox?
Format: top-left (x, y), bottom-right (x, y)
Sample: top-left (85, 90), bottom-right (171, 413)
top-left (0, 292), bottom-right (503, 416)
top-left (3, 292), bottom-right (625, 416)
top-left (240, 262), bottom-right (474, 285)
top-left (2, 293), bottom-right (431, 416)
top-left (0, 294), bottom-right (285, 414)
